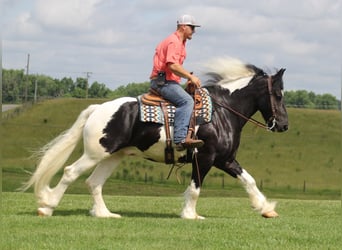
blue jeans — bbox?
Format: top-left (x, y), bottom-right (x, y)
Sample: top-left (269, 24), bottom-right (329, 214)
top-left (151, 80), bottom-right (194, 144)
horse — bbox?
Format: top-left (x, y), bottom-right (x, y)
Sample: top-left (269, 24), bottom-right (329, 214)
top-left (22, 58), bottom-right (288, 219)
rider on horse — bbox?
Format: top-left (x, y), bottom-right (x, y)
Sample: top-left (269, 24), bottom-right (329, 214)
top-left (150, 14), bottom-right (204, 151)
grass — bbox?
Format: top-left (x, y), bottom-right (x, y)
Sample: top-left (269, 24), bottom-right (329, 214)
top-left (1, 98), bottom-right (341, 199)
top-left (4, 168), bottom-right (340, 201)
top-left (1, 192), bottom-right (341, 250)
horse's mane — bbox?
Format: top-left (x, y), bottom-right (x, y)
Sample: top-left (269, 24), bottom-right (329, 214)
top-left (202, 57), bottom-right (266, 86)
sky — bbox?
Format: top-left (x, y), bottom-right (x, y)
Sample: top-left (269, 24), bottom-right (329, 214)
top-left (1, 0), bottom-right (341, 99)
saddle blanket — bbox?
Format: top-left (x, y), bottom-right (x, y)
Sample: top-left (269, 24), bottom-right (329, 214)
top-left (138, 88), bottom-right (213, 126)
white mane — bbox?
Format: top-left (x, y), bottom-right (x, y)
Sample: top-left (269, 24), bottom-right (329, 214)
top-left (202, 57), bottom-right (256, 93)
top-left (204, 57), bottom-right (255, 82)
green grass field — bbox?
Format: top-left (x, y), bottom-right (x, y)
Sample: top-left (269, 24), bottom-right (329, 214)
top-left (2, 98), bottom-right (341, 199)
top-left (2, 192), bottom-right (341, 250)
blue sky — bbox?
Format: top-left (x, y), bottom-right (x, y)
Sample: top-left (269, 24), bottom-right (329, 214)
top-left (1, 0), bottom-right (341, 98)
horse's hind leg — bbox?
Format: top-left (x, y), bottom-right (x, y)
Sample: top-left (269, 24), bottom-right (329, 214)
top-left (37, 154), bottom-right (99, 216)
top-left (86, 154), bottom-right (122, 218)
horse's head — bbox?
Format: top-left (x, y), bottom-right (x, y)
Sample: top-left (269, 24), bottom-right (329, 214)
top-left (258, 68), bottom-right (288, 132)
top-left (202, 57), bottom-right (288, 132)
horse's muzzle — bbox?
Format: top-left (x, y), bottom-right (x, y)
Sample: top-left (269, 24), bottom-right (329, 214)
top-left (272, 123), bottom-right (288, 132)
top-left (267, 119), bottom-right (288, 132)
top-left (277, 124), bottom-right (288, 132)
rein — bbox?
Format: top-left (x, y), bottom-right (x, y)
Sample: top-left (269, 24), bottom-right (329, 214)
top-left (209, 76), bottom-right (277, 131)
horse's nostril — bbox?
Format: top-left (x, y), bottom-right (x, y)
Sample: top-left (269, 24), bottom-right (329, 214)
top-left (281, 125), bottom-right (288, 132)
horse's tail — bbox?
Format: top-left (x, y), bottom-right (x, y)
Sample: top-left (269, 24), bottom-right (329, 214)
top-left (20, 104), bottom-right (99, 194)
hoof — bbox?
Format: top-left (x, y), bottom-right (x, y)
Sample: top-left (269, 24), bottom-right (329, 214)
top-left (262, 210), bottom-right (279, 218)
top-left (181, 213), bottom-right (205, 220)
top-left (89, 209), bottom-right (122, 218)
top-left (37, 207), bottom-right (53, 217)
top-left (196, 215), bottom-right (205, 220)
top-left (104, 213), bottom-right (121, 219)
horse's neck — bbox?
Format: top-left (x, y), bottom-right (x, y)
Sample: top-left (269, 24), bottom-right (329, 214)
top-left (212, 88), bottom-right (258, 128)
top-left (231, 96), bottom-right (258, 128)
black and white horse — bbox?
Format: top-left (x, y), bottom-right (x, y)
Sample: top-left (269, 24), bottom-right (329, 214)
top-left (23, 58), bottom-right (288, 219)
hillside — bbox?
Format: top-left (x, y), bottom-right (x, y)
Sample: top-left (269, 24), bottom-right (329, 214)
top-left (1, 98), bottom-right (341, 199)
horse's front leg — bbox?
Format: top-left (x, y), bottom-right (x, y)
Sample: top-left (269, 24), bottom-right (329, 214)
top-left (224, 160), bottom-right (278, 218)
top-left (181, 155), bottom-right (211, 220)
top-left (181, 180), bottom-right (204, 219)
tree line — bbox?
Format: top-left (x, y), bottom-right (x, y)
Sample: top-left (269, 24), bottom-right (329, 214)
top-left (284, 90), bottom-right (340, 109)
top-left (2, 69), bottom-right (340, 110)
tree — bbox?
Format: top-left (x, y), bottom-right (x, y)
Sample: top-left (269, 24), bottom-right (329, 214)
top-left (108, 82), bottom-right (150, 98)
top-left (88, 81), bottom-right (111, 98)
top-left (72, 77), bottom-right (87, 98)
top-left (295, 90), bottom-right (314, 108)
top-left (58, 77), bottom-right (74, 96)
top-left (314, 94), bottom-right (339, 109)
top-left (33, 75), bottom-right (59, 97)
top-left (284, 90), bottom-right (339, 109)
top-left (2, 69), bottom-right (25, 103)
top-left (285, 90), bottom-right (313, 108)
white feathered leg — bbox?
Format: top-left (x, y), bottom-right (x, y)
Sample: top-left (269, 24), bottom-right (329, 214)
top-left (37, 154), bottom-right (99, 216)
top-left (181, 181), bottom-right (205, 219)
top-left (86, 155), bottom-right (122, 218)
top-left (238, 169), bottom-right (278, 218)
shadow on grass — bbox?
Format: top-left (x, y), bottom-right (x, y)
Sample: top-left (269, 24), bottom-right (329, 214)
top-left (118, 210), bottom-right (179, 219)
top-left (18, 209), bottom-right (178, 219)
top-left (18, 209), bottom-right (90, 217)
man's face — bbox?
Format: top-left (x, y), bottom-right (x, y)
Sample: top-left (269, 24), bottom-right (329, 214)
top-left (185, 25), bottom-right (195, 40)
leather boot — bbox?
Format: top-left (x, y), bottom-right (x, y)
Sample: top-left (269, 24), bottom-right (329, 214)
top-left (175, 138), bottom-right (204, 151)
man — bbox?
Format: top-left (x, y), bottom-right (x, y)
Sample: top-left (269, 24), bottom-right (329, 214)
top-left (150, 14), bottom-right (204, 151)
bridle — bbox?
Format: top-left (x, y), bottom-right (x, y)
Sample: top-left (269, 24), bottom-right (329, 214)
top-left (266, 76), bottom-right (277, 130)
top-left (210, 76), bottom-right (277, 131)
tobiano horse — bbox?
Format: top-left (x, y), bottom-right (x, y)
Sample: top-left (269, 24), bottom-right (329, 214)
top-left (22, 58), bottom-right (288, 219)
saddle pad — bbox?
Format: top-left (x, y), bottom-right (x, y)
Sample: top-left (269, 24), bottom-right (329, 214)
top-left (138, 88), bottom-right (212, 126)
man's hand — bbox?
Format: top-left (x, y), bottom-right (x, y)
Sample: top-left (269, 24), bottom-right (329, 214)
top-left (188, 75), bottom-right (201, 88)
top-left (168, 63), bottom-right (201, 88)
top-left (185, 74), bottom-right (201, 94)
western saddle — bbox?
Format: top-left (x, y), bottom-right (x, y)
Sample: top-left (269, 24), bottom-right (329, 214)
top-left (140, 86), bottom-right (203, 164)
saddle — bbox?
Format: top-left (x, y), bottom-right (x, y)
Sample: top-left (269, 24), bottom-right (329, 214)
top-left (141, 88), bottom-right (171, 106)
top-left (141, 88), bottom-right (203, 109)
top-left (138, 87), bottom-right (212, 164)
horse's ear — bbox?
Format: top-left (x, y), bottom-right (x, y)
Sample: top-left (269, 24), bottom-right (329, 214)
top-left (274, 68), bottom-right (286, 89)
top-left (277, 68), bottom-right (286, 77)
